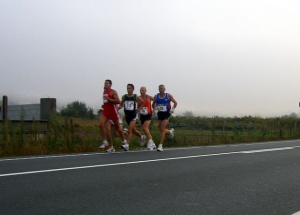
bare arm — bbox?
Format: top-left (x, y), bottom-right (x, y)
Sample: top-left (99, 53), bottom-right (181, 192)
top-left (168, 93), bottom-right (177, 109)
top-left (148, 95), bottom-right (154, 101)
top-left (118, 95), bottom-right (124, 110)
top-left (106, 90), bottom-right (121, 104)
top-left (147, 95), bottom-right (154, 111)
top-left (137, 96), bottom-right (143, 108)
top-left (137, 96), bottom-right (145, 111)
top-left (152, 95), bottom-right (157, 109)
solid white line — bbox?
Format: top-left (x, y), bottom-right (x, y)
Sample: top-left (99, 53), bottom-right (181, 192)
top-left (0, 146), bottom-right (297, 177)
top-left (0, 152), bottom-right (107, 162)
top-left (0, 151), bottom-right (242, 177)
top-left (240, 147), bottom-right (294, 153)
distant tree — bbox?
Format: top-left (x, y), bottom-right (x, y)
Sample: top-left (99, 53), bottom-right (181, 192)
top-left (182, 111), bottom-right (194, 117)
top-left (288, 112), bottom-right (298, 118)
top-left (282, 112), bottom-right (298, 119)
top-left (60, 101), bottom-right (95, 119)
top-left (87, 107), bottom-right (95, 119)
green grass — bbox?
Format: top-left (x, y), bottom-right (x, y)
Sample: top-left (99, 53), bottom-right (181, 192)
top-left (1, 115), bottom-right (300, 157)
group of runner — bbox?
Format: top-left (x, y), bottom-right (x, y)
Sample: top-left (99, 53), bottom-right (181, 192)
top-left (99, 79), bottom-right (177, 152)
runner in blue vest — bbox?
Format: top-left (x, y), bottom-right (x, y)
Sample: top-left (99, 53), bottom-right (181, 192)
top-left (152, 84), bottom-right (177, 151)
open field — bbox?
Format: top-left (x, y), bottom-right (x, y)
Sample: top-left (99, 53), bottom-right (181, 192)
top-left (1, 115), bottom-right (300, 157)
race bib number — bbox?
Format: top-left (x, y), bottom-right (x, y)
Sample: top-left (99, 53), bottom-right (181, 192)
top-left (157, 104), bottom-right (167, 112)
top-left (140, 107), bottom-right (148, 115)
top-left (124, 101), bottom-right (134, 110)
top-left (103, 94), bottom-right (108, 103)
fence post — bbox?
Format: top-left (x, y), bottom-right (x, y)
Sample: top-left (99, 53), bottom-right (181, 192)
top-left (2, 95), bottom-right (8, 120)
top-left (40, 98), bottom-right (56, 121)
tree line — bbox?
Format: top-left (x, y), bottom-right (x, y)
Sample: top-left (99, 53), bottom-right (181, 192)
top-left (60, 101), bottom-right (96, 119)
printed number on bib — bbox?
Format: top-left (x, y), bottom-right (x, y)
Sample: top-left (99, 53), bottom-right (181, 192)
top-left (140, 107), bottom-right (148, 115)
top-left (103, 94), bottom-right (108, 103)
top-left (124, 101), bottom-right (135, 110)
top-left (158, 105), bottom-right (167, 112)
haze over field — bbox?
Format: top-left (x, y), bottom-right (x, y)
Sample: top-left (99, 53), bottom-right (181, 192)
top-left (1, 0), bottom-right (300, 117)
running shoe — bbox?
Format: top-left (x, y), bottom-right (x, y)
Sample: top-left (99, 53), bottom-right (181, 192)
top-left (99, 140), bottom-right (108, 149)
top-left (168, 128), bottom-right (175, 139)
top-left (147, 140), bottom-right (153, 150)
top-left (152, 142), bottom-right (156, 149)
top-left (121, 143), bottom-right (129, 151)
top-left (106, 146), bottom-right (115, 153)
top-left (140, 135), bottom-right (146, 146)
top-left (157, 144), bottom-right (163, 152)
top-left (123, 128), bottom-right (129, 136)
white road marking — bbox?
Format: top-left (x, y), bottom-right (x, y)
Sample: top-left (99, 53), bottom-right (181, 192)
top-left (0, 146), bottom-right (297, 177)
top-left (0, 151), bottom-right (240, 177)
top-left (0, 152), bottom-right (108, 162)
top-left (240, 147), bottom-right (294, 153)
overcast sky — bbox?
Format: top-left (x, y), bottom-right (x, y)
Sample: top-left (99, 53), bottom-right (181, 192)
top-left (1, 0), bottom-right (300, 117)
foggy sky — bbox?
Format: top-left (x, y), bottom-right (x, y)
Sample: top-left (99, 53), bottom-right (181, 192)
top-left (1, 0), bottom-right (300, 117)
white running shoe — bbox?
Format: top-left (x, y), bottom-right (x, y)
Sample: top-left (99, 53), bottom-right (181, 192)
top-left (99, 140), bottom-right (108, 149)
top-left (168, 128), bottom-right (175, 139)
top-left (157, 144), bottom-right (163, 152)
top-left (140, 135), bottom-right (146, 146)
top-left (148, 139), bottom-right (156, 149)
top-left (147, 140), bottom-right (153, 150)
top-left (106, 146), bottom-right (115, 153)
top-left (121, 143), bottom-right (129, 151)
top-left (123, 128), bottom-right (128, 136)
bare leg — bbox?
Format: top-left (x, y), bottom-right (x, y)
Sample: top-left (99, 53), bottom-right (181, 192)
top-left (113, 123), bottom-right (122, 138)
top-left (159, 119), bottom-right (171, 145)
top-left (105, 121), bottom-right (113, 147)
top-left (127, 120), bottom-right (138, 144)
top-left (112, 120), bottom-right (126, 142)
top-left (142, 120), bottom-right (152, 141)
top-left (132, 126), bottom-right (142, 138)
top-left (99, 115), bottom-right (108, 142)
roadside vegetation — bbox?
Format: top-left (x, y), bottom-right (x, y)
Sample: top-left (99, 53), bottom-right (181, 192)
top-left (1, 100), bottom-right (300, 157)
top-left (1, 113), bottom-right (300, 157)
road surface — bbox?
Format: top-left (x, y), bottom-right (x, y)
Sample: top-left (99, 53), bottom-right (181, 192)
top-left (1, 140), bottom-right (300, 214)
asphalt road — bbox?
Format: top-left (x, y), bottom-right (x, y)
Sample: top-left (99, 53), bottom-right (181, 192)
top-left (1, 140), bottom-right (300, 215)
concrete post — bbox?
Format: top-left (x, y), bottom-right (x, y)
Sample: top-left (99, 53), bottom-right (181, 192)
top-left (40, 98), bottom-right (56, 121)
top-left (2, 95), bottom-right (8, 120)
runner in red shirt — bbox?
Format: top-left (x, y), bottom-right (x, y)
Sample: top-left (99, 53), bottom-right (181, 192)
top-left (99, 80), bottom-right (127, 152)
